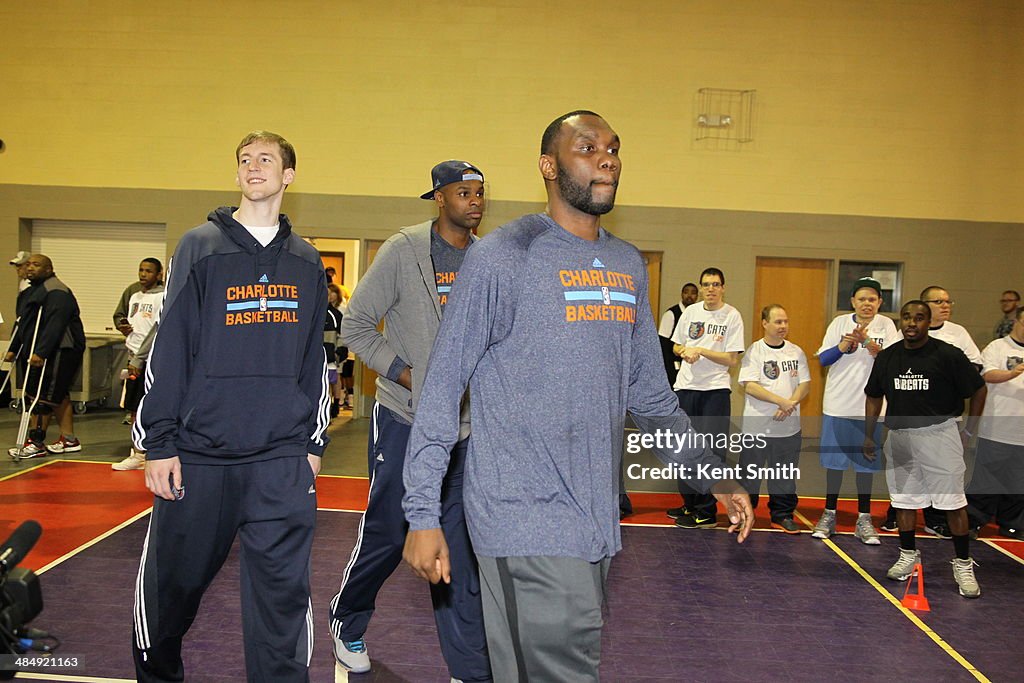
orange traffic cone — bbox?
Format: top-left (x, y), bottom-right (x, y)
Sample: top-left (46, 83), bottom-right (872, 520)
top-left (901, 563), bottom-right (930, 611)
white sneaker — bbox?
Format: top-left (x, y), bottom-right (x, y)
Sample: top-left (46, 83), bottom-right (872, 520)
top-left (811, 509), bottom-right (836, 539)
top-left (112, 449), bottom-right (146, 471)
top-left (886, 549), bottom-right (921, 581)
top-left (951, 557), bottom-right (981, 598)
top-left (333, 636), bottom-right (370, 673)
top-left (8, 441), bottom-right (46, 459)
top-left (854, 513), bottom-right (881, 545)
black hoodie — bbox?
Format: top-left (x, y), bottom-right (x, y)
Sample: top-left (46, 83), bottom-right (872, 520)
top-left (134, 207), bottom-right (330, 464)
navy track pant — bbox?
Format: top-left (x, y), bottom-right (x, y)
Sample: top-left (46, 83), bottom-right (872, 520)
top-left (328, 403), bottom-right (490, 682)
top-left (133, 456), bottom-right (317, 683)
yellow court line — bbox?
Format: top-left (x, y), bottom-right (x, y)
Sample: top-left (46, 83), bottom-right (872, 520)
top-left (0, 459), bottom-right (56, 482)
top-left (35, 508), bottom-right (152, 575)
top-left (792, 509), bottom-right (990, 682)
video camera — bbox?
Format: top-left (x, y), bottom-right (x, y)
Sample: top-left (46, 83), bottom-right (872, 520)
top-left (0, 521), bottom-right (46, 679)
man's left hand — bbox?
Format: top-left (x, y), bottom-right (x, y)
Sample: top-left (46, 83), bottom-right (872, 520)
top-left (307, 454), bottom-right (321, 477)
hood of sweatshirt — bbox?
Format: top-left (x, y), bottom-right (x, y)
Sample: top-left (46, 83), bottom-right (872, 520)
top-left (208, 206), bottom-right (293, 280)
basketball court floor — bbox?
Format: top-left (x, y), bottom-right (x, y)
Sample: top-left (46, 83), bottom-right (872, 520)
top-left (1, 409), bottom-right (1021, 682)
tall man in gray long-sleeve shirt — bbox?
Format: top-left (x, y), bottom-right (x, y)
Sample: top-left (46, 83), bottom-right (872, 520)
top-left (327, 161), bottom-right (491, 681)
top-left (403, 111), bottom-right (753, 681)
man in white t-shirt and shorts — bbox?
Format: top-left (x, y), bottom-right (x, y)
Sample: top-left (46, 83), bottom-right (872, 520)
top-left (967, 305), bottom-right (1024, 540)
top-left (811, 277), bottom-right (900, 544)
top-left (668, 267), bottom-right (745, 528)
top-left (738, 304), bottom-right (811, 533)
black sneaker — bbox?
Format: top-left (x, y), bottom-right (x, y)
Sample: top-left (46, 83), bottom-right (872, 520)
top-left (666, 507), bottom-right (691, 520)
top-left (998, 525), bottom-right (1024, 540)
top-left (772, 518), bottom-right (801, 534)
top-left (880, 511), bottom-right (898, 532)
top-left (675, 513), bottom-right (717, 529)
top-left (924, 523), bottom-right (952, 539)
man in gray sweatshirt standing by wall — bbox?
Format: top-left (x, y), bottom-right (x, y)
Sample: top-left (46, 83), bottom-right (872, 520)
top-left (328, 161), bottom-right (491, 682)
top-left (403, 111), bottom-right (753, 681)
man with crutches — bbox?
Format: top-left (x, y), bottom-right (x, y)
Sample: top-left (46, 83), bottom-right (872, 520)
top-left (5, 254), bottom-right (85, 459)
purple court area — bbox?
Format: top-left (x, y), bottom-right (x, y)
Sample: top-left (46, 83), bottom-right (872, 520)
top-left (20, 511), bottom-right (1022, 682)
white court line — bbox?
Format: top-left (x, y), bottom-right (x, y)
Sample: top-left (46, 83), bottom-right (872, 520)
top-left (980, 538), bottom-right (1024, 566)
top-left (35, 509), bottom-right (152, 575)
top-left (14, 673), bottom-right (133, 682)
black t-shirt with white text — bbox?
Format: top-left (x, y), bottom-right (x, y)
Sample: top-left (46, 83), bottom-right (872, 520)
top-left (865, 337), bottom-right (984, 430)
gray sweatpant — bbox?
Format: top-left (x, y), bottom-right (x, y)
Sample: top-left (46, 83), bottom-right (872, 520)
top-left (477, 555), bottom-right (610, 682)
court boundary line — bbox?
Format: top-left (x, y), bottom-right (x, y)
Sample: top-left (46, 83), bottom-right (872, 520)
top-left (792, 509), bottom-right (990, 682)
top-left (980, 538), bottom-right (1024, 566)
top-left (0, 459), bottom-right (55, 482)
top-left (36, 508), bottom-right (152, 575)
top-left (13, 673), bottom-right (133, 682)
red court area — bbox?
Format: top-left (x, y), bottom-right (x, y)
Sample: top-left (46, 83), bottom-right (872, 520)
top-left (2, 462), bottom-right (1020, 573)
top-left (0, 461), bottom-right (154, 570)
top-left (0, 463), bottom-right (372, 572)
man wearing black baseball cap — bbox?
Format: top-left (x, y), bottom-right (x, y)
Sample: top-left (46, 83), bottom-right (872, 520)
top-left (327, 161), bottom-right (491, 681)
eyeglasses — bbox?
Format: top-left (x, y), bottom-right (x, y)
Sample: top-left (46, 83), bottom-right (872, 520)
top-left (700, 282), bottom-right (723, 289)
top-left (924, 299), bottom-right (954, 306)
top-left (1001, 299), bottom-right (1020, 303)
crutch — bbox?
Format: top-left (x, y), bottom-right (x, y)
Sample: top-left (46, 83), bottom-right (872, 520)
top-left (0, 317), bottom-right (22, 398)
top-left (11, 310), bottom-right (47, 462)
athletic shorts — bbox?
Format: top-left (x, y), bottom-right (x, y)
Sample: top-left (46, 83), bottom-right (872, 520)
top-left (340, 359), bottom-right (354, 378)
top-left (22, 348), bottom-right (83, 407)
top-left (819, 415), bottom-right (883, 473)
top-left (885, 419), bottom-right (967, 511)
top-left (327, 368), bottom-right (338, 384)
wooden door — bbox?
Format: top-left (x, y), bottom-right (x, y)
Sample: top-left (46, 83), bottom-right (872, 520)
top-left (753, 257), bottom-right (831, 437)
top-left (640, 251), bottom-right (663, 319)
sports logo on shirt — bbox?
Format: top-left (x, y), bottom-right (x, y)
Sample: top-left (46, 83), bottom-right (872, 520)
top-left (763, 360), bottom-right (780, 380)
top-left (894, 368), bottom-right (929, 391)
top-left (688, 321), bottom-right (705, 340)
top-left (436, 271), bottom-right (456, 308)
top-left (1008, 356), bottom-right (1023, 371)
top-left (224, 283), bottom-right (300, 326)
top-left (559, 267), bottom-right (637, 324)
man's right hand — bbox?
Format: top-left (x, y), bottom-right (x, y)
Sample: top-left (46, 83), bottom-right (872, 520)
top-left (397, 366), bottom-right (413, 391)
top-left (117, 323), bottom-right (133, 336)
top-left (862, 437), bottom-right (877, 462)
top-left (145, 456), bottom-right (182, 501)
top-left (403, 528), bottom-right (450, 584)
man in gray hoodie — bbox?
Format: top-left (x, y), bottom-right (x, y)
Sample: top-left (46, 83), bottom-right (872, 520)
top-left (403, 111), bottom-right (753, 681)
top-left (328, 161), bottom-right (491, 682)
